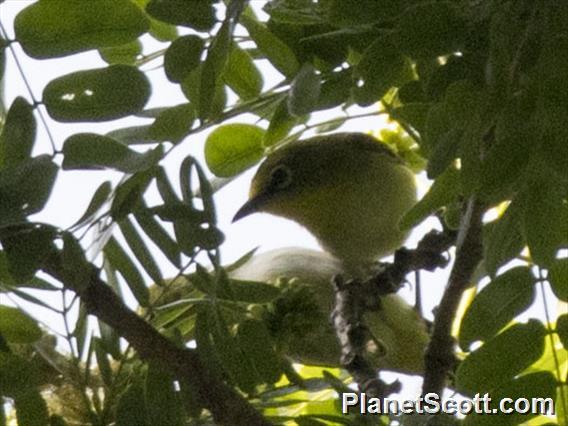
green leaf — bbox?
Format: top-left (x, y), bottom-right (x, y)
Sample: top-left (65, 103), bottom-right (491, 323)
top-left (104, 237), bottom-right (149, 307)
top-left (209, 308), bottom-right (258, 393)
top-left (219, 279), bottom-right (280, 304)
top-left (164, 35), bottom-right (204, 83)
top-left (316, 69), bottom-right (353, 110)
top-left (99, 40), bottom-right (142, 65)
top-left (557, 314), bottom-right (568, 350)
top-left (15, 0), bottom-right (149, 59)
top-left (459, 267), bottom-right (536, 350)
top-left (181, 65), bottom-right (227, 121)
top-left (240, 13), bottom-right (299, 78)
top-left (394, 1), bottom-right (465, 58)
top-left (549, 258), bottom-right (568, 302)
top-left (49, 415), bottom-right (67, 426)
top-left (155, 166), bottom-right (180, 204)
top-left (353, 37), bottom-right (411, 106)
top-left (119, 217), bottom-right (163, 285)
top-left (456, 320), bottom-right (546, 395)
top-left (426, 127), bottom-right (461, 178)
top-left (116, 382), bottom-right (149, 426)
top-left (392, 103), bottom-right (429, 137)
top-left (43, 65), bottom-right (151, 122)
top-left (105, 125), bottom-right (157, 145)
top-left (263, 97), bottom-right (299, 147)
top-left (463, 372), bottom-right (556, 426)
top-left (146, 0), bottom-right (217, 31)
top-left (199, 22), bottom-right (231, 122)
top-left (480, 96), bottom-right (534, 202)
top-left (0, 390), bottom-right (5, 426)
top-left (483, 198), bottom-right (525, 277)
top-left (399, 167), bottom-right (460, 230)
top-left (0, 305), bottom-right (42, 343)
top-left (398, 80), bottom-right (426, 104)
top-left (178, 379), bottom-right (203, 419)
top-left (179, 156), bottom-right (200, 208)
top-left (223, 45), bottom-right (263, 101)
top-left (14, 389), bottom-right (49, 426)
top-left (328, 0), bottom-right (402, 26)
top-left (0, 155), bottom-right (58, 222)
top-left (73, 302), bottom-right (88, 359)
top-left (263, 1), bottom-right (324, 25)
top-left (93, 338), bottom-right (113, 386)
top-left (61, 232), bottom-right (92, 294)
top-left (0, 97), bottom-right (36, 169)
top-left (523, 179), bottom-right (565, 267)
top-left (110, 169), bottom-right (154, 220)
top-left (145, 362), bottom-right (184, 426)
top-left (71, 181), bottom-right (112, 228)
top-left (0, 352), bottom-right (42, 397)
top-left (98, 317), bottom-right (121, 360)
top-left (205, 123), bottom-right (265, 177)
top-left (194, 307), bottom-right (225, 378)
top-left (0, 224), bottom-right (57, 283)
top-left (62, 133), bottom-right (162, 173)
top-left (148, 103), bottom-right (194, 143)
top-left (148, 18), bottom-right (178, 43)
top-left (134, 208), bottom-right (181, 268)
top-left (288, 63), bottom-right (320, 116)
top-left (237, 319), bottom-right (282, 384)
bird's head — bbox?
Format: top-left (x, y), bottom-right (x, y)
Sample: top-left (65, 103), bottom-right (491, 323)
top-left (233, 132), bottom-right (416, 269)
top-left (233, 132), bottom-right (399, 223)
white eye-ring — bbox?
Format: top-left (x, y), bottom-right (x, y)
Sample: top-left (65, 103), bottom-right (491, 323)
top-left (269, 164), bottom-right (293, 190)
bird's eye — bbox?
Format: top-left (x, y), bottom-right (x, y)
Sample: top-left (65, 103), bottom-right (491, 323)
top-left (269, 165), bottom-right (292, 190)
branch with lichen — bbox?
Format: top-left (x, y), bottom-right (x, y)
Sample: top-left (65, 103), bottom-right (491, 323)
top-left (330, 227), bottom-right (457, 398)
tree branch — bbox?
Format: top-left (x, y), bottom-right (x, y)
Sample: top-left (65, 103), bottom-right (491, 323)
top-left (331, 227), bottom-right (457, 398)
top-left (421, 198), bottom-right (485, 396)
top-left (43, 254), bottom-right (272, 426)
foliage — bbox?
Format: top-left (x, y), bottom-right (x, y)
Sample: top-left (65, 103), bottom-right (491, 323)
top-left (0, 0), bottom-right (566, 425)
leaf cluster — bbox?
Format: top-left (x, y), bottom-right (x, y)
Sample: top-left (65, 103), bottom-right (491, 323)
top-left (0, 0), bottom-right (566, 425)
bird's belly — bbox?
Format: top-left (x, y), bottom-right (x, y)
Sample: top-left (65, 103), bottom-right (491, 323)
top-left (299, 164), bottom-right (416, 270)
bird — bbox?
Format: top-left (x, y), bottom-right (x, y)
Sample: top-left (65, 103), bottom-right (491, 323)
top-left (231, 133), bottom-right (427, 374)
top-left (233, 132), bottom-right (417, 274)
top-left (229, 247), bottom-right (430, 375)
top-left (145, 247), bottom-right (430, 375)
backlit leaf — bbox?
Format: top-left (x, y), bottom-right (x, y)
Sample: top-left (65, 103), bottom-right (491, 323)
top-left (205, 123), bottom-right (265, 177)
top-left (223, 45), bottom-right (263, 100)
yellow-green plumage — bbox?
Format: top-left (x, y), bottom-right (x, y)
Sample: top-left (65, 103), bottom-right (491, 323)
top-left (235, 132), bottom-right (417, 272)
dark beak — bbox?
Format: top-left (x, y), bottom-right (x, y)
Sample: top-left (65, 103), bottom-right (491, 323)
top-left (232, 195), bottom-right (266, 223)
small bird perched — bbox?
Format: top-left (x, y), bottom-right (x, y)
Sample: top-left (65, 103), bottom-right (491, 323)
top-left (233, 132), bottom-right (417, 273)
top-left (231, 247), bottom-right (430, 374)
